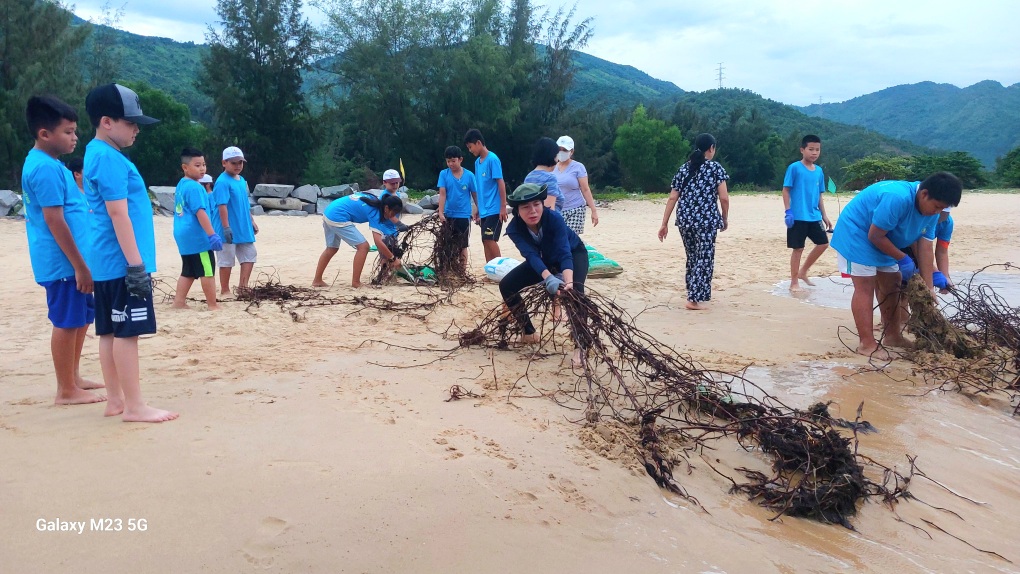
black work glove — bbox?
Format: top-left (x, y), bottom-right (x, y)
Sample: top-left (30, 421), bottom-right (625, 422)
top-left (125, 264), bottom-right (152, 300)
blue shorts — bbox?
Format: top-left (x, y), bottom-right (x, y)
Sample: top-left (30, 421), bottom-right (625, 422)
top-left (40, 276), bottom-right (95, 329)
top-left (479, 214), bottom-right (503, 242)
top-left (323, 220), bottom-right (366, 249)
top-left (94, 277), bottom-right (157, 338)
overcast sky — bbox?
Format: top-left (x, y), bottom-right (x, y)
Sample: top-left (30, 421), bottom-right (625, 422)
top-left (70, 0), bottom-right (1020, 106)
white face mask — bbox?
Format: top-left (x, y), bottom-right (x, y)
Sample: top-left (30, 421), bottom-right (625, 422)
top-left (556, 151), bottom-right (571, 163)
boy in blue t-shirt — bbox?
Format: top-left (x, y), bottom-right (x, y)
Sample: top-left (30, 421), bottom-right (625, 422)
top-left (83, 83), bottom-right (178, 423)
top-left (212, 146), bottom-right (259, 294)
top-left (464, 129), bottom-right (507, 263)
top-left (783, 135), bottom-right (832, 292)
top-left (22, 96), bottom-right (104, 406)
top-left (830, 172), bottom-right (962, 360)
top-left (933, 208), bottom-right (954, 291)
top-left (437, 145), bottom-right (478, 268)
top-left (172, 147), bottom-right (222, 310)
top-left (313, 193), bottom-right (404, 288)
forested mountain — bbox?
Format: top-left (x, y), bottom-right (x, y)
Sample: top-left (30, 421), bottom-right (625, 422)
top-left (799, 81), bottom-right (1020, 167)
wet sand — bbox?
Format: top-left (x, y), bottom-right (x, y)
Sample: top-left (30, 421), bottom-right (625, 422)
top-left (1, 193), bottom-right (1018, 573)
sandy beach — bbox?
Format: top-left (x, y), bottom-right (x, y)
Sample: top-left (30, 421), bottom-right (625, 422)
top-left (2, 193), bottom-right (1019, 573)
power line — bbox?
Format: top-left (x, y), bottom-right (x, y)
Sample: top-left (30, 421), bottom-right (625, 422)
top-left (716, 63), bottom-right (725, 88)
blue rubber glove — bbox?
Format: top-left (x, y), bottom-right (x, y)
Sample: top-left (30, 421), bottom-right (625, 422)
top-left (543, 274), bottom-right (564, 295)
top-left (125, 264), bottom-right (152, 300)
top-left (896, 255), bottom-right (917, 283)
top-left (208, 233), bottom-right (223, 251)
top-left (784, 209), bottom-right (794, 228)
top-left (395, 221), bottom-right (410, 233)
top-left (932, 271), bottom-right (948, 289)
top-left (223, 227), bottom-right (233, 244)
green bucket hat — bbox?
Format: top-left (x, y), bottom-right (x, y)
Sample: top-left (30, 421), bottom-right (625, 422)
top-left (507, 182), bottom-right (548, 207)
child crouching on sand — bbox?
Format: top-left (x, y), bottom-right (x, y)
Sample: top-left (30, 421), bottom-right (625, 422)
top-left (829, 173), bottom-right (962, 360)
top-left (313, 193), bottom-right (404, 288)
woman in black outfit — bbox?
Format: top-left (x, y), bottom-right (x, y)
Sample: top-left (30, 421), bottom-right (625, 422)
top-left (499, 183), bottom-right (588, 363)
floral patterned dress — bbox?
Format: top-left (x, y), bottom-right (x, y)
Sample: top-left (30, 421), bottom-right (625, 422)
top-left (671, 160), bottom-right (729, 302)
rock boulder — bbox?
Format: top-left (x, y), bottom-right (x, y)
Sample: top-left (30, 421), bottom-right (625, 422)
top-left (257, 197), bottom-right (303, 210)
top-left (253, 184), bottom-right (294, 198)
top-left (291, 184), bottom-right (319, 203)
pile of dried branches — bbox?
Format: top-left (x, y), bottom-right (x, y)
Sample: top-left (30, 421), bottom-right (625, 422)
top-left (904, 264), bottom-right (1019, 412)
top-left (373, 214), bottom-right (475, 289)
top-left (236, 270), bottom-right (446, 321)
top-left (458, 286), bottom-right (916, 528)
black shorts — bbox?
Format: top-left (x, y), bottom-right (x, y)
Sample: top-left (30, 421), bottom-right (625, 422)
top-left (181, 250), bottom-right (216, 279)
top-left (94, 277), bottom-right (157, 338)
top-left (479, 214), bottom-right (503, 242)
top-left (448, 217), bottom-right (470, 249)
top-left (787, 220), bottom-right (829, 249)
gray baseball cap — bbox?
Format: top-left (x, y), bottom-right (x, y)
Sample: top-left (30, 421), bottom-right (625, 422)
top-left (85, 83), bottom-right (160, 125)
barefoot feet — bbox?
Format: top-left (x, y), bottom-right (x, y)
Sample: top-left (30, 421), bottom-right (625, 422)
top-left (75, 376), bottom-right (105, 390)
top-left (311, 280), bottom-right (329, 288)
top-left (520, 333), bottom-right (540, 344)
top-left (55, 388), bottom-right (107, 405)
top-left (855, 343), bottom-right (891, 361)
top-left (797, 273), bottom-right (816, 286)
top-left (122, 405), bottom-right (179, 423)
top-left (685, 301), bottom-right (707, 310)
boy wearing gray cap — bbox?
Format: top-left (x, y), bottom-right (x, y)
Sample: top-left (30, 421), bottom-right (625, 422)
top-left (83, 83), bottom-right (178, 423)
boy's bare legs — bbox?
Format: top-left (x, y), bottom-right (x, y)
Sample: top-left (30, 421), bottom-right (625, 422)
top-left (312, 247), bottom-right (339, 287)
top-left (52, 327), bottom-right (105, 404)
top-left (798, 243), bottom-right (828, 286)
top-left (172, 276), bottom-right (195, 309)
top-left (876, 271), bottom-right (910, 348)
top-left (100, 334), bottom-right (178, 422)
top-left (849, 275), bottom-right (890, 360)
top-left (482, 239), bottom-right (500, 263)
top-left (219, 267), bottom-right (232, 295)
top-left (351, 243), bottom-right (369, 288)
top-left (238, 262), bottom-right (254, 290)
top-left (200, 276), bottom-right (219, 310)
top-left (789, 248), bottom-right (806, 292)
top-left (73, 325), bottom-right (103, 390)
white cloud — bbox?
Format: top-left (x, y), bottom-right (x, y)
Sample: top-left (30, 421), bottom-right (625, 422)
top-left (70, 0), bottom-right (1020, 104)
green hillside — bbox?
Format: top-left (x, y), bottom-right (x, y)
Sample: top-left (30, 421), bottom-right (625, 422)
top-left (675, 88), bottom-right (928, 157)
top-left (799, 81), bottom-right (1020, 167)
top-left (567, 51), bottom-right (684, 109)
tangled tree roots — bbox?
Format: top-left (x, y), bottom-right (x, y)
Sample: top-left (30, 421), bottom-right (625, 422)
top-left (373, 214), bottom-right (475, 289)
top-left (904, 265), bottom-right (1020, 412)
top-left (236, 270), bottom-right (445, 320)
top-left (458, 286), bottom-right (914, 527)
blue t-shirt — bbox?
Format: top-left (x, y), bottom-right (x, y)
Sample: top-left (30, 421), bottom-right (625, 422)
top-left (831, 181), bottom-right (939, 267)
top-left (936, 214), bottom-right (954, 244)
top-left (323, 194), bottom-right (397, 236)
top-left (783, 161), bottom-right (825, 222)
top-left (437, 168), bottom-right (477, 218)
top-left (214, 173), bottom-right (256, 244)
top-left (83, 139), bottom-right (157, 280)
top-left (474, 151), bottom-right (504, 218)
top-left (523, 169), bottom-right (563, 211)
top-left (21, 148), bottom-right (91, 283)
top-left (173, 178), bottom-right (213, 255)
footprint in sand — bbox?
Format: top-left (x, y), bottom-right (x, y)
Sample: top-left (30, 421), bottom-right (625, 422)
top-left (241, 516), bottom-right (288, 568)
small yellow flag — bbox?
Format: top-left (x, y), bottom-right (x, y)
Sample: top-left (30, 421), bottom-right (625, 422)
top-left (399, 158), bottom-right (406, 180)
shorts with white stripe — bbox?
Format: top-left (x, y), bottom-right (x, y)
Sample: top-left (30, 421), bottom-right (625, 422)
top-left (93, 276), bottom-right (158, 338)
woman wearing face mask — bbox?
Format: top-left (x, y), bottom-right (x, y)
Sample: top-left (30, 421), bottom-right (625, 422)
top-left (554, 135), bottom-right (599, 235)
top-left (657, 133), bottom-right (730, 310)
top-left (500, 183), bottom-right (589, 364)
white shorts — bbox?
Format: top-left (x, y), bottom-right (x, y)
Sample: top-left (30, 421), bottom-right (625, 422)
top-left (216, 242), bottom-right (257, 267)
top-left (836, 251), bottom-right (898, 277)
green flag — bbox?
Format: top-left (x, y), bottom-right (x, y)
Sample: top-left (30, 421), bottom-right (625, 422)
top-left (827, 177), bottom-right (837, 194)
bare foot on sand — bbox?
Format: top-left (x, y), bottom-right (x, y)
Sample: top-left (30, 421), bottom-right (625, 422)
top-left (797, 274), bottom-right (816, 286)
top-left (856, 343), bottom-right (891, 361)
top-left (351, 282), bottom-right (363, 289)
top-left (171, 303), bottom-right (190, 310)
top-left (883, 335), bottom-right (913, 349)
top-left (122, 405), bottom-right (179, 423)
top-left (76, 376), bottom-right (105, 390)
top-left (571, 349), bottom-right (584, 369)
top-left (311, 280), bottom-right (329, 288)
top-left (206, 304), bottom-right (220, 311)
top-left (520, 333), bottom-right (540, 344)
top-left (104, 400), bottom-right (124, 417)
top-left (685, 301), bottom-right (707, 310)
top-left (789, 283), bottom-right (805, 293)
top-left (55, 388), bottom-right (107, 405)
top-left (219, 289), bottom-right (231, 295)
